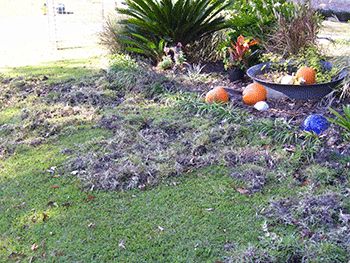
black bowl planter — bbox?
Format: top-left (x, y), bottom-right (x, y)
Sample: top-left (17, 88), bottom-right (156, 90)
top-left (247, 62), bottom-right (348, 100)
top-left (228, 67), bottom-right (244, 82)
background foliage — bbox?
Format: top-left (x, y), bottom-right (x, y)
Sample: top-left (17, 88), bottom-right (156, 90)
top-left (116, 0), bottom-right (231, 62)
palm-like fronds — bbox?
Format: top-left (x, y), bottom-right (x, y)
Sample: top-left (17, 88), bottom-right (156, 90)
top-left (117, 0), bottom-right (231, 61)
top-left (329, 105), bottom-right (350, 133)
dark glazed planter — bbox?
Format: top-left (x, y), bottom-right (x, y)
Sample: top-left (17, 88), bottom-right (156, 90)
top-left (247, 62), bottom-right (348, 100)
top-left (228, 67), bottom-right (244, 82)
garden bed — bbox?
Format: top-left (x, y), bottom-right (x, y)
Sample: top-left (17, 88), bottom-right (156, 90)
top-left (1, 0), bottom-right (350, 261)
top-left (0, 55), bottom-right (349, 262)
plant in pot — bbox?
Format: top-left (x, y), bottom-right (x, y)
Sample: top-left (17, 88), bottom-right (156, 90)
top-left (223, 35), bottom-right (259, 82)
top-left (246, 46), bottom-right (348, 100)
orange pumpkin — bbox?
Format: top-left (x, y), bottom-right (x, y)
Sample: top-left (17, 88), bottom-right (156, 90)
top-left (242, 83), bottom-right (267, 105)
top-left (205, 86), bottom-right (229, 104)
top-left (296, 66), bottom-right (316, 85)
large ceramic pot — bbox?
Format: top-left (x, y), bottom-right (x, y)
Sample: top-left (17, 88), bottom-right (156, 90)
top-left (247, 62), bottom-right (348, 100)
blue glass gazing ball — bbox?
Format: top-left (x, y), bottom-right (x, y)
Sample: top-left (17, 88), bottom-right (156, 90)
top-left (302, 114), bottom-right (329, 135)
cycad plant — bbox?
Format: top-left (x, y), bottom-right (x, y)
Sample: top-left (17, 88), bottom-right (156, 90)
top-left (117, 0), bottom-right (231, 62)
top-left (329, 105), bottom-right (350, 136)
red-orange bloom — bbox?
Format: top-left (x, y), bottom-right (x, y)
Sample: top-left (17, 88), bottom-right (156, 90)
top-left (228, 35), bottom-right (258, 62)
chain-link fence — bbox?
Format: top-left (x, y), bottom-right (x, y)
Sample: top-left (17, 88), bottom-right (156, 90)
top-left (46, 0), bottom-right (107, 50)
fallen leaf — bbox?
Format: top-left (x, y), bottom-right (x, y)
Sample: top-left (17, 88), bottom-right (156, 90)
top-left (47, 201), bottom-right (58, 208)
top-left (88, 223), bottom-right (96, 228)
top-left (138, 184), bottom-right (146, 190)
top-left (118, 240), bottom-right (126, 249)
top-left (340, 209), bottom-right (350, 224)
top-left (236, 188), bottom-right (249, 195)
top-left (284, 145), bottom-right (296, 153)
top-left (53, 250), bottom-right (64, 257)
top-left (8, 252), bottom-right (25, 259)
top-left (15, 202), bottom-right (26, 209)
top-left (42, 212), bottom-right (49, 222)
top-left (86, 195), bottom-right (95, 202)
top-left (31, 216), bottom-right (37, 223)
top-left (47, 166), bottom-right (56, 175)
top-left (301, 179), bottom-right (310, 187)
top-left (50, 185), bottom-right (59, 189)
top-left (31, 243), bottom-right (38, 251)
top-left (62, 202), bottom-right (72, 207)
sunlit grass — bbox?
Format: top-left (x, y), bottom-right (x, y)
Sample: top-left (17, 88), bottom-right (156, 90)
top-left (0, 57), bottom-right (102, 84)
top-left (0, 52), bottom-right (349, 262)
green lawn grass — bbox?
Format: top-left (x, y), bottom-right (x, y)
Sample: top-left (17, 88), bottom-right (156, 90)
top-left (0, 57), bottom-right (101, 84)
top-left (0, 126), bottom-right (297, 262)
top-left (0, 57), bottom-right (348, 262)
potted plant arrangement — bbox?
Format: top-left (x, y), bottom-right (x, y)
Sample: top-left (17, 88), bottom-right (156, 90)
top-left (246, 49), bottom-right (348, 99)
top-left (223, 35), bottom-right (259, 82)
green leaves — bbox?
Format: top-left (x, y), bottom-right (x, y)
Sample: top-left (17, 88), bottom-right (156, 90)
top-left (329, 105), bottom-right (350, 136)
top-left (227, 0), bottom-right (295, 41)
top-left (117, 0), bottom-right (231, 62)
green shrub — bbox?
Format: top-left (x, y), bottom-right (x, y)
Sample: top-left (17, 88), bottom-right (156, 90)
top-left (227, 0), bottom-right (295, 42)
top-left (157, 56), bottom-right (173, 70)
top-left (117, 0), bottom-right (231, 62)
top-left (329, 105), bottom-right (350, 139)
top-left (185, 29), bottom-right (228, 63)
top-left (109, 54), bottom-right (140, 72)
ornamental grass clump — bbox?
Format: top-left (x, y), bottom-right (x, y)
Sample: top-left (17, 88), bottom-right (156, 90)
top-left (263, 2), bottom-right (322, 57)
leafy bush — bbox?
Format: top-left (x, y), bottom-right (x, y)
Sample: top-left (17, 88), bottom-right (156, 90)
top-left (263, 2), bottom-right (323, 57)
top-left (117, 0), bottom-right (231, 62)
top-left (107, 54), bottom-right (142, 92)
top-left (109, 54), bottom-right (140, 72)
top-left (158, 56), bottom-right (173, 70)
top-left (329, 105), bottom-right (350, 138)
top-left (227, 0), bottom-right (296, 42)
top-left (185, 30), bottom-right (228, 63)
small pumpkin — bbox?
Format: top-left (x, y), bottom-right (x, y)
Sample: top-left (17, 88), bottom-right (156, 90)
top-left (296, 66), bottom-right (316, 85)
top-left (242, 82), bottom-right (267, 105)
top-left (205, 86), bottom-right (229, 104)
